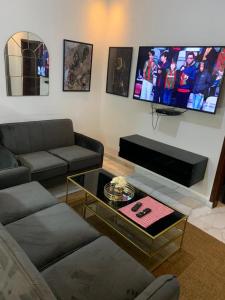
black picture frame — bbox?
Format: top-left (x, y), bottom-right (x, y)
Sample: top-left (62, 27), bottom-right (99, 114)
top-left (63, 39), bottom-right (93, 91)
top-left (106, 47), bottom-right (133, 97)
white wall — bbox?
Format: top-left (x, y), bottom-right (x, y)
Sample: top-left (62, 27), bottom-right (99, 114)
top-left (100, 0), bottom-right (225, 199)
top-left (0, 0), bottom-right (224, 200)
top-left (0, 0), bottom-right (108, 139)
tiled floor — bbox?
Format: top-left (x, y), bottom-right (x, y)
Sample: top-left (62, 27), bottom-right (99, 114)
top-left (103, 155), bottom-right (134, 176)
top-left (188, 202), bottom-right (225, 243)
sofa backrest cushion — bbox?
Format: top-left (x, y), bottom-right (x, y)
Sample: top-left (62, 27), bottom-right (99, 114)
top-left (0, 119), bottom-right (74, 155)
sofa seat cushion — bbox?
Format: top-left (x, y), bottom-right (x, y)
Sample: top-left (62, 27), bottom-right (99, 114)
top-left (18, 151), bottom-right (67, 181)
top-left (48, 145), bottom-right (102, 172)
top-left (0, 181), bottom-right (58, 225)
top-left (42, 236), bottom-right (154, 300)
top-left (6, 203), bottom-right (101, 271)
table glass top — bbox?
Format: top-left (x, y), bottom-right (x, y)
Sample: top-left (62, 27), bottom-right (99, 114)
top-left (68, 168), bottom-right (186, 237)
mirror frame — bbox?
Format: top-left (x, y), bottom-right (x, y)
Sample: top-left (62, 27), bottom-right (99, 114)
top-left (5, 31), bottom-right (49, 96)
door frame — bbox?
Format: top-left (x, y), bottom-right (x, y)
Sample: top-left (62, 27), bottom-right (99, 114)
top-left (210, 137), bottom-right (225, 207)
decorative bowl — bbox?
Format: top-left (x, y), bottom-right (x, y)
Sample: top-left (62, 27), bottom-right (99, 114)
top-left (104, 182), bottom-right (135, 203)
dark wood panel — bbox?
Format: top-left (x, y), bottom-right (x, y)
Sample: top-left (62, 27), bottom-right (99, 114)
top-left (210, 137), bottom-right (225, 207)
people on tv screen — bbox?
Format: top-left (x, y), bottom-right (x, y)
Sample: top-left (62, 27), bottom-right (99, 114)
top-left (134, 46), bottom-right (225, 113)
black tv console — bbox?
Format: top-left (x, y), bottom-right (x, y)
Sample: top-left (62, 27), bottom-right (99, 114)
top-left (119, 135), bottom-right (208, 187)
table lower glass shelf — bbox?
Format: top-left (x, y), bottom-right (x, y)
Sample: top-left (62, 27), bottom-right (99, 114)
top-left (84, 199), bottom-right (186, 270)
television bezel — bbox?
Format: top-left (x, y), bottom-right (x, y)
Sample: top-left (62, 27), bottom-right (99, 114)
top-left (133, 45), bottom-right (225, 115)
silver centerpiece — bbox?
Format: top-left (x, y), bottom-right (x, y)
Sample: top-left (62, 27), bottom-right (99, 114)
top-left (104, 182), bottom-right (135, 204)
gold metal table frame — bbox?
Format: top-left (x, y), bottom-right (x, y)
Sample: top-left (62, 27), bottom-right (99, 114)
top-left (66, 168), bottom-right (188, 270)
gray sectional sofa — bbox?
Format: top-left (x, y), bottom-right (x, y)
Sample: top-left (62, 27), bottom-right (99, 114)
top-left (0, 118), bottom-right (104, 186)
top-left (0, 181), bottom-right (180, 300)
top-left (0, 144), bottom-right (30, 189)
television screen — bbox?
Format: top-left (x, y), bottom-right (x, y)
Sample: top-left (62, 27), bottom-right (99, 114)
top-left (133, 47), bottom-right (225, 114)
top-left (37, 47), bottom-right (49, 78)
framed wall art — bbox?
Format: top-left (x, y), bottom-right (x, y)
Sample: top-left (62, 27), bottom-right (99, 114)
top-left (63, 39), bottom-right (93, 91)
top-left (106, 47), bottom-right (133, 97)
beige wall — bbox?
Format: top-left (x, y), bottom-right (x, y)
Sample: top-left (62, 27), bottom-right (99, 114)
top-left (0, 0), bottom-right (107, 139)
top-left (0, 0), bottom-right (225, 200)
top-left (100, 0), bottom-right (225, 200)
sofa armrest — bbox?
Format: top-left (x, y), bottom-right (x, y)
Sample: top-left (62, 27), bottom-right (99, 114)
top-left (0, 166), bottom-right (31, 189)
top-left (134, 275), bottom-right (180, 300)
top-left (74, 132), bottom-right (104, 157)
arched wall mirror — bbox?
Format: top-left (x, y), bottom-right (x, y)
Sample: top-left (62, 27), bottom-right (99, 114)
top-left (5, 32), bottom-right (49, 96)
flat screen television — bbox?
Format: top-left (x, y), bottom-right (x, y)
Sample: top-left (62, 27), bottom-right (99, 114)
top-left (37, 48), bottom-right (49, 78)
top-left (133, 47), bottom-right (225, 114)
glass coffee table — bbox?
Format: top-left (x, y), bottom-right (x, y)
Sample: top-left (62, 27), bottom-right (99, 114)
top-left (66, 168), bottom-right (187, 270)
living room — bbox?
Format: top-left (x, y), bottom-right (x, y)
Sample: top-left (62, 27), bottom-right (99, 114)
top-left (0, 0), bottom-right (225, 299)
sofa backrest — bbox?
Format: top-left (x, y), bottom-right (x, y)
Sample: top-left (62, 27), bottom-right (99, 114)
top-left (0, 223), bottom-right (56, 299)
top-left (0, 119), bottom-right (74, 155)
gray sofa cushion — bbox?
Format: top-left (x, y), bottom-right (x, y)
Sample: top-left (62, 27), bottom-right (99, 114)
top-left (18, 151), bottom-right (67, 181)
top-left (0, 181), bottom-right (58, 225)
top-left (0, 166), bottom-right (30, 190)
top-left (0, 223), bottom-right (56, 300)
top-left (0, 119), bottom-right (74, 155)
top-left (134, 275), bottom-right (180, 300)
top-left (49, 145), bottom-right (102, 171)
top-left (42, 236), bottom-right (154, 300)
top-left (0, 145), bottom-right (18, 170)
top-left (6, 203), bottom-right (101, 271)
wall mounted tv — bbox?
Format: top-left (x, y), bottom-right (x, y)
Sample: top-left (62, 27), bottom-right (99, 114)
top-left (37, 47), bottom-right (49, 78)
top-left (133, 47), bottom-right (225, 114)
